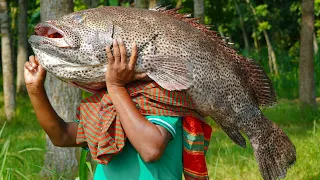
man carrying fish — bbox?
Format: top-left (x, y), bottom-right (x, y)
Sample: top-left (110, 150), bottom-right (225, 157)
top-left (25, 39), bottom-right (212, 180)
top-left (27, 6), bottom-right (296, 180)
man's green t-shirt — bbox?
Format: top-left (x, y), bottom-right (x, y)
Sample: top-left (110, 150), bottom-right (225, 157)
top-left (93, 116), bottom-right (183, 180)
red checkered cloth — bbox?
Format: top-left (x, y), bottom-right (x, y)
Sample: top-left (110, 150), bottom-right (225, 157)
top-left (76, 81), bottom-right (212, 180)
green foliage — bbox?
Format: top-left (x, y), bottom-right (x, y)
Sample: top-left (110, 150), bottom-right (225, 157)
top-left (109, 0), bottom-right (120, 6)
top-left (258, 21), bottom-right (271, 32)
top-left (315, 0), bottom-right (320, 36)
top-left (255, 4), bottom-right (268, 17)
top-left (74, 0), bottom-right (89, 12)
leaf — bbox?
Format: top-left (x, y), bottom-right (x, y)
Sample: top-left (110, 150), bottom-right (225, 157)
top-left (79, 149), bottom-right (89, 180)
top-left (6, 153), bottom-right (25, 165)
top-left (109, 0), bottom-right (119, 6)
top-left (29, 163), bottom-right (66, 180)
top-left (86, 162), bottom-right (94, 178)
top-left (0, 122), bottom-right (6, 138)
top-left (258, 21), bottom-right (271, 32)
top-left (6, 168), bottom-right (12, 180)
top-left (30, 10), bottom-right (40, 24)
top-left (255, 4), bottom-right (268, 17)
top-left (18, 148), bottom-right (43, 154)
top-left (13, 169), bottom-right (28, 180)
top-left (0, 140), bottom-right (10, 177)
top-left (0, 139), bottom-right (10, 158)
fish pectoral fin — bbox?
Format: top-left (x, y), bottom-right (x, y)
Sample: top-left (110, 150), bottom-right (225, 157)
top-left (143, 55), bottom-right (193, 91)
top-left (221, 126), bottom-right (246, 148)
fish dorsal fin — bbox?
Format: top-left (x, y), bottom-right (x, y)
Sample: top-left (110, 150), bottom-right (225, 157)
top-left (238, 57), bottom-right (277, 106)
top-left (155, 7), bottom-right (277, 106)
top-left (154, 7), bottom-right (228, 47)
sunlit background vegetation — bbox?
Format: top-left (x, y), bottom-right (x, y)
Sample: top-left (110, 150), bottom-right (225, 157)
top-left (0, 0), bottom-right (320, 179)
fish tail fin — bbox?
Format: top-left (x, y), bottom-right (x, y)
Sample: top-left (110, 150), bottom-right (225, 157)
top-left (249, 116), bottom-right (296, 180)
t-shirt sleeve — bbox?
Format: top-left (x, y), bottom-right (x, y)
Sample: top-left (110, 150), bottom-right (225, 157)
top-left (145, 115), bottom-right (181, 139)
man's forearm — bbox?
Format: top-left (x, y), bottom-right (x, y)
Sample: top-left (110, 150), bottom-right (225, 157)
top-left (108, 86), bottom-right (170, 162)
top-left (27, 86), bottom-right (82, 147)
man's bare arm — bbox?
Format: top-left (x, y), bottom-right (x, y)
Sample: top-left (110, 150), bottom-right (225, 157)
top-left (105, 40), bottom-right (171, 162)
top-left (25, 56), bottom-right (86, 147)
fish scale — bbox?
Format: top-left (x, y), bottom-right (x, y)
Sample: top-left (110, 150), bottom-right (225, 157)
top-left (28, 6), bottom-right (296, 180)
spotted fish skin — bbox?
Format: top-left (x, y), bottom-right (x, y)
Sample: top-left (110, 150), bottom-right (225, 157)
top-left (28, 6), bottom-right (296, 180)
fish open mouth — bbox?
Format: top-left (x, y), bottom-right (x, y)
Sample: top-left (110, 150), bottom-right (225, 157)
top-left (31, 23), bottom-right (73, 48)
top-left (34, 23), bottom-right (64, 38)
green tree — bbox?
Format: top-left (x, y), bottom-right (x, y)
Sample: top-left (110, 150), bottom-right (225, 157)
top-left (245, 0), bottom-right (278, 76)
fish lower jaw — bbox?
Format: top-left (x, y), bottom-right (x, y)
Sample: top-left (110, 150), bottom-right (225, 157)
top-left (69, 81), bottom-right (106, 93)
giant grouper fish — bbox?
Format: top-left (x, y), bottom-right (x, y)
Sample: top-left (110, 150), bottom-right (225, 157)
top-left (28, 6), bottom-right (296, 180)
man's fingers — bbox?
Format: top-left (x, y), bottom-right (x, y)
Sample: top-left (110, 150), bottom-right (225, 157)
top-left (24, 61), bottom-right (33, 71)
top-left (24, 61), bottom-right (36, 74)
top-left (128, 42), bottom-right (138, 69)
top-left (133, 73), bottom-right (148, 81)
top-left (29, 55), bottom-right (38, 68)
top-left (113, 39), bottom-right (121, 64)
top-left (34, 56), bottom-right (40, 65)
top-left (106, 45), bottom-right (114, 64)
top-left (118, 38), bottom-right (127, 65)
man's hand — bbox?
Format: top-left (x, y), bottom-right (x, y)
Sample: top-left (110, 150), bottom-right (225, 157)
top-left (105, 39), bottom-right (171, 162)
top-left (24, 56), bottom-right (47, 93)
top-left (105, 39), bottom-right (147, 89)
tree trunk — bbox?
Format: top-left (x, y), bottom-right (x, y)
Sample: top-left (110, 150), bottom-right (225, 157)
top-left (91, 0), bottom-right (99, 7)
top-left (134, 0), bottom-right (148, 8)
top-left (148, 0), bottom-right (157, 9)
top-left (193, 0), bottom-right (204, 24)
top-left (82, 0), bottom-right (99, 8)
top-left (263, 30), bottom-right (278, 76)
top-left (176, 0), bottom-right (182, 8)
top-left (40, 0), bottom-right (82, 178)
top-left (1, 0), bottom-right (15, 121)
top-left (16, 0), bottom-right (28, 93)
top-left (234, 0), bottom-right (249, 52)
top-left (299, 0), bottom-right (316, 107)
top-left (252, 28), bottom-right (259, 51)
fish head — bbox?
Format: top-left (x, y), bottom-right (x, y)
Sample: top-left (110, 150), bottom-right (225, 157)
top-left (28, 9), bottom-right (115, 93)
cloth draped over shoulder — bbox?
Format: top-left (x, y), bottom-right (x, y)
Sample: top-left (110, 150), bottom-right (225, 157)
top-left (76, 81), bottom-right (212, 180)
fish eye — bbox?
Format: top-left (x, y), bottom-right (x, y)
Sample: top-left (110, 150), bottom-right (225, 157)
top-left (74, 14), bottom-right (85, 23)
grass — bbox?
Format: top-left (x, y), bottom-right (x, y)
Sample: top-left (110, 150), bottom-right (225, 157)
top-left (1, 93), bottom-right (320, 180)
top-left (0, 92), bottom-right (46, 179)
